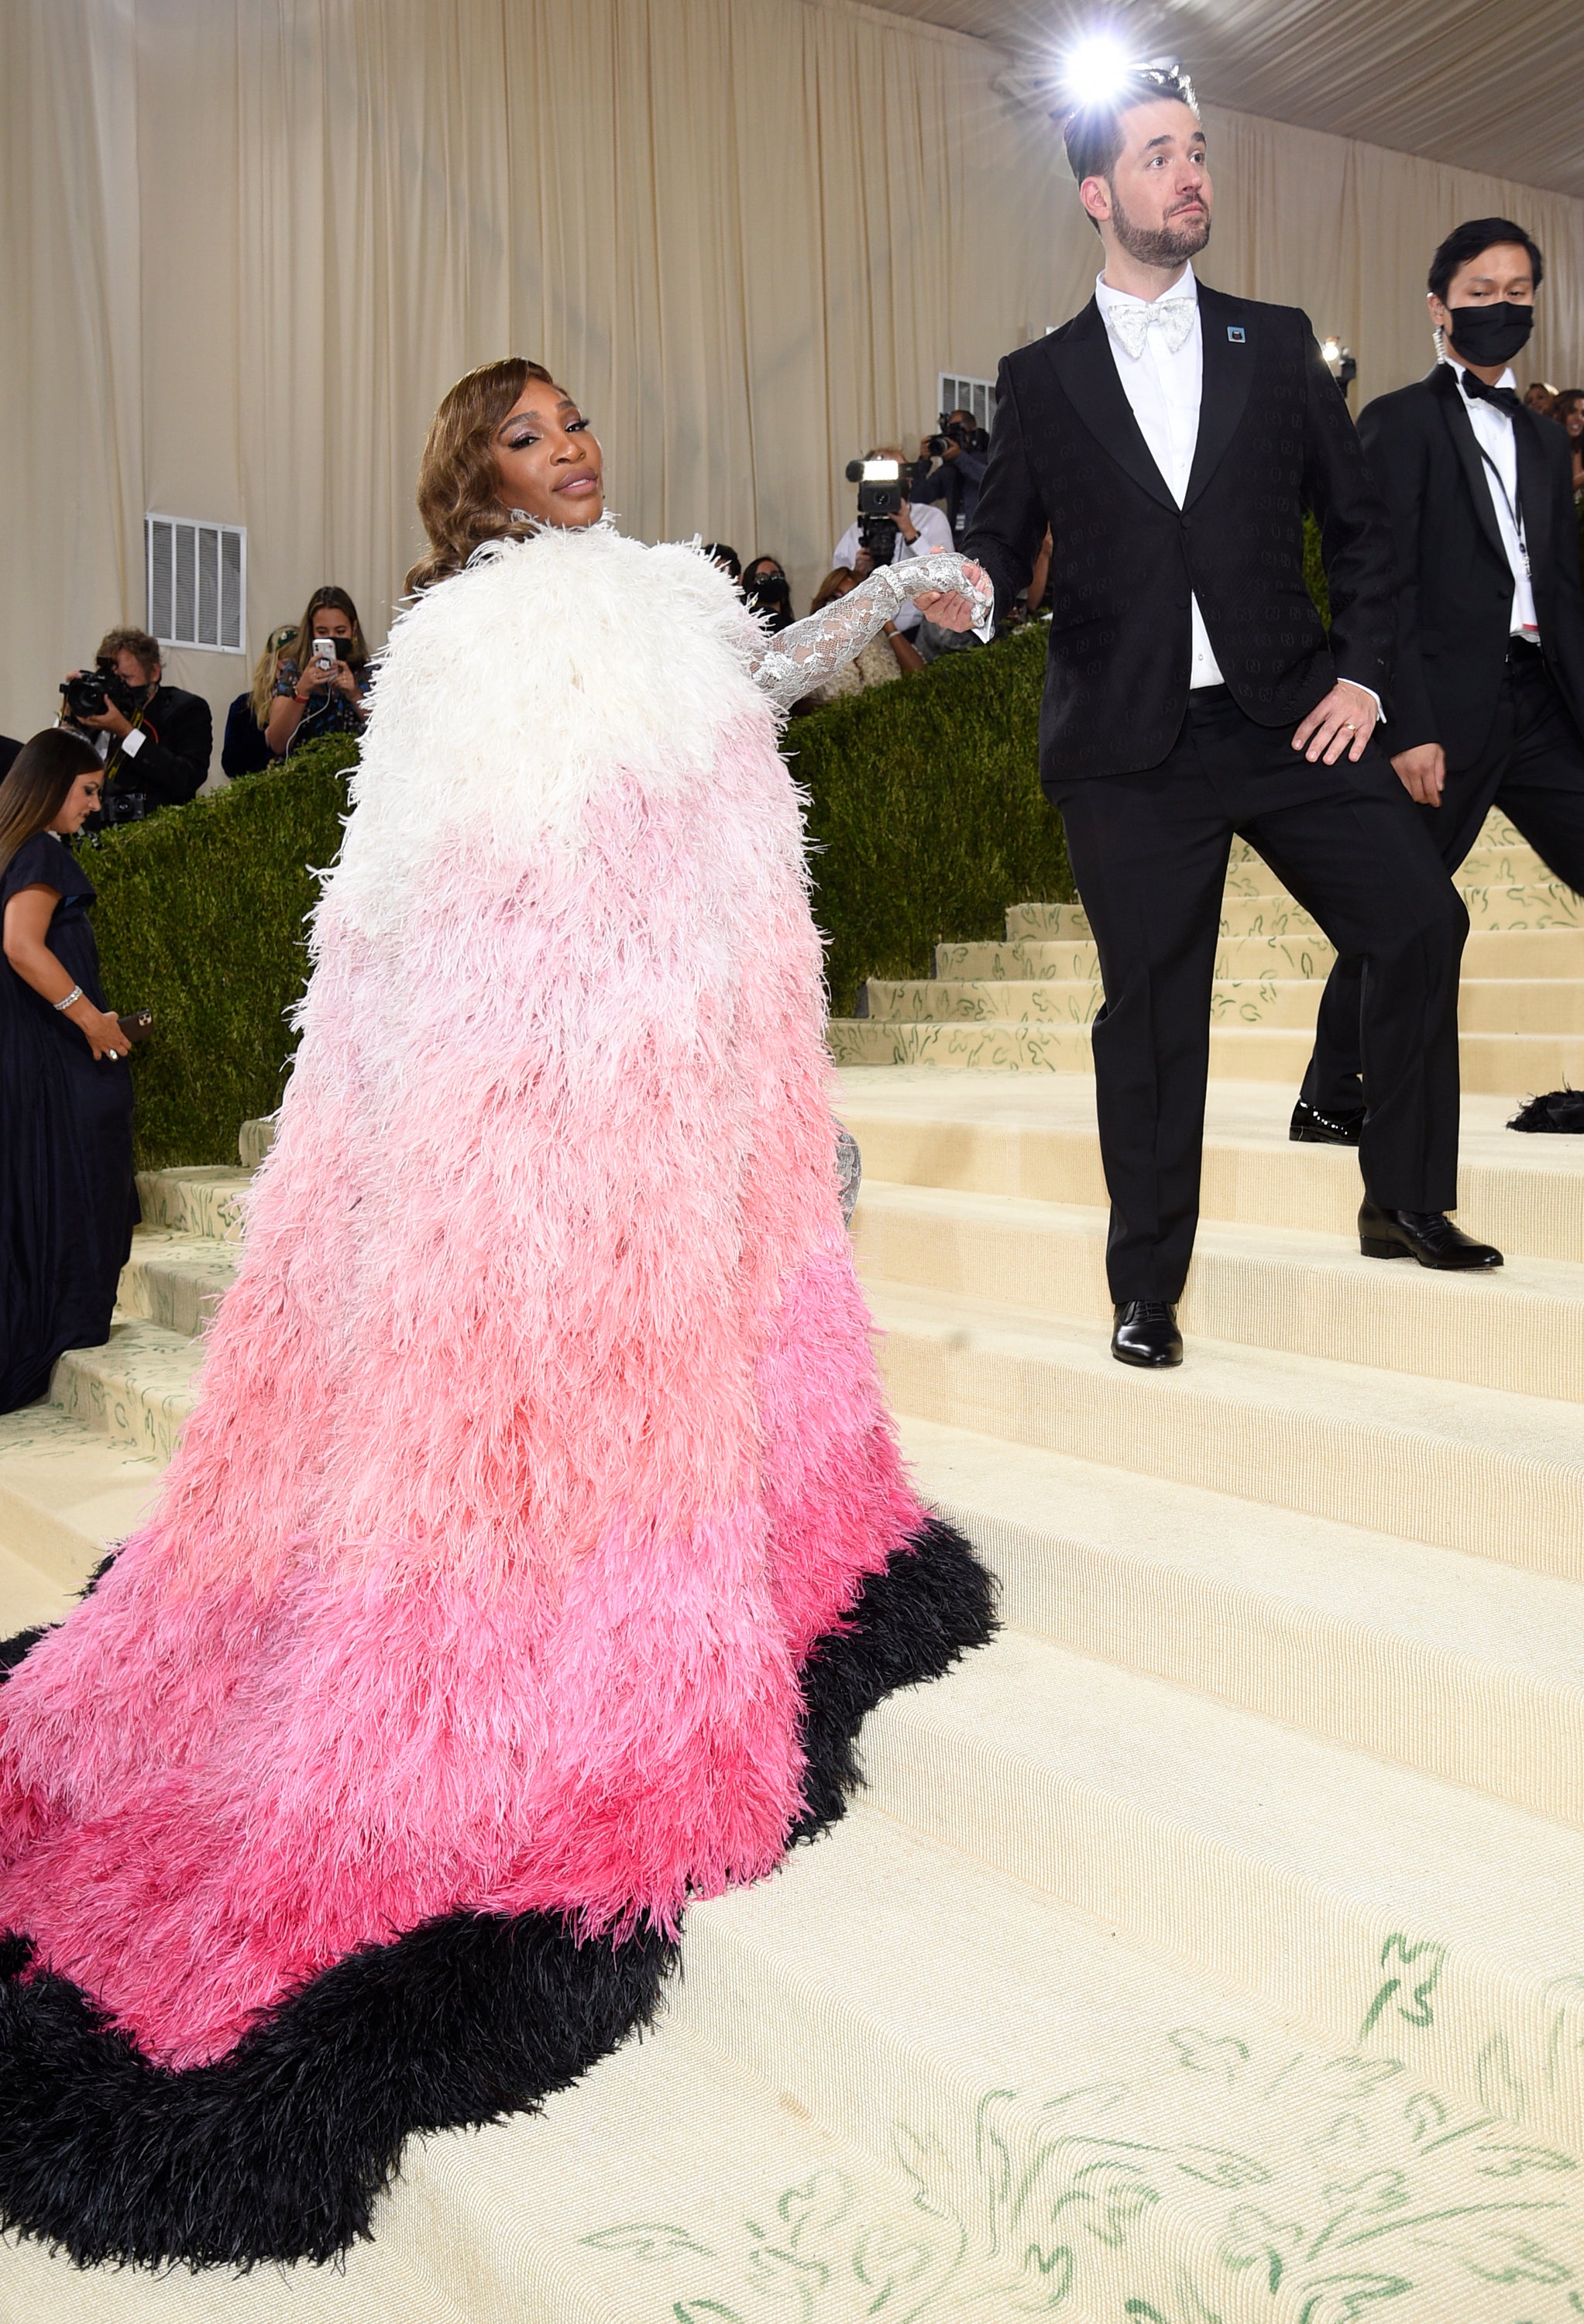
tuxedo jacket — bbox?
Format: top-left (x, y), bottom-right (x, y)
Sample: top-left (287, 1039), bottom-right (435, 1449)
top-left (964, 284), bottom-right (1395, 789)
top-left (1356, 364), bottom-right (1584, 768)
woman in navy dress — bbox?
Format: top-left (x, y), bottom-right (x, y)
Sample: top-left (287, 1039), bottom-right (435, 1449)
top-left (0, 730), bottom-right (139, 1412)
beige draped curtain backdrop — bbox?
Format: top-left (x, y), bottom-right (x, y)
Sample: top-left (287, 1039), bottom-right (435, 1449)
top-left (5, 0), bottom-right (1584, 742)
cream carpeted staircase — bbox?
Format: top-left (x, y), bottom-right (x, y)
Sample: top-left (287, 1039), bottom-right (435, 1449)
top-left (3, 811), bottom-right (1584, 2319)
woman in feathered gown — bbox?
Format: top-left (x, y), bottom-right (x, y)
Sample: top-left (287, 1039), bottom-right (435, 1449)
top-left (0, 359), bottom-right (995, 2267)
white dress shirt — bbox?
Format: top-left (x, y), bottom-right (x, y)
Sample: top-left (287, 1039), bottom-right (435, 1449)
top-left (833, 498), bottom-right (953, 635)
top-left (1439, 350), bottom-right (1540, 641)
top-left (1095, 263), bottom-right (1224, 689)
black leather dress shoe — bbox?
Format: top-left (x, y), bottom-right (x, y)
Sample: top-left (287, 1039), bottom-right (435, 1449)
top-left (1290, 1096), bottom-right (1366, 1146)
top-left (1112, 1300), bottom-right (1184, 1367)
top-left (1358, 1202), bottom-right (1503, 1270)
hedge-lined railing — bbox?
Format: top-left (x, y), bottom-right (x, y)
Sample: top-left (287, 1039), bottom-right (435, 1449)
top-left (88, 631), bottom-right (1070, 1168)
top-left (88, 738), bottom-right (358, 1169)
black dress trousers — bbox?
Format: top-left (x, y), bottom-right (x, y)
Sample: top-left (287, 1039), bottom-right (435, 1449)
top-left (1302, 644), bottom-right (1584, 1116)
top-left (1058, 688), bottom-right (1468, 1304)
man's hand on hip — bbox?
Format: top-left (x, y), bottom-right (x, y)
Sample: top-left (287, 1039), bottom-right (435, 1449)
top-left (1291, 678), bottom-right (1380, 765)
top-left (1390, 742), bottom-right (1446, 806)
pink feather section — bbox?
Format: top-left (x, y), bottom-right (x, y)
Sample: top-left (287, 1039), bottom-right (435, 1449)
top-left (0, 532), bottom-right (922, 2065)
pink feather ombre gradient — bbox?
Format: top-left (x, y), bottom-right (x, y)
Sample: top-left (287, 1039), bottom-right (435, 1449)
top-left (0, 529), bottom-right (926, 2067)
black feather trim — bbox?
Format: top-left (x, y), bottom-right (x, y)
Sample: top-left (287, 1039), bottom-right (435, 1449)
top-left (793, 1515), bottom-right (997, 1841)
top-left (1508, 1088), bottom-right (1584, 1133)
top-left (0, 1516), bottom-right (994, 2267)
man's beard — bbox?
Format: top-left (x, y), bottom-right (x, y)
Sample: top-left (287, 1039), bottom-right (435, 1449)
top-left (1109, 187), bottom-right (1211, 270)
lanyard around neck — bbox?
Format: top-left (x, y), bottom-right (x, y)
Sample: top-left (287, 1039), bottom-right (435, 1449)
top-left (1472, 435), bottom-right (1531, 581)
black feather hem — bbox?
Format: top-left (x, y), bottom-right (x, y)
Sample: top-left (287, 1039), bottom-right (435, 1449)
top-left (0, 1514), bottom-right (993, 2268)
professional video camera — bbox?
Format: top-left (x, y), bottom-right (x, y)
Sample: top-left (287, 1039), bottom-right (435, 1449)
top-left (844, 457), bottom-right (904, 569)
top-left (924, 411), bottom-right (989, 461)
top-left (60, 658), bottom-right (145, 727)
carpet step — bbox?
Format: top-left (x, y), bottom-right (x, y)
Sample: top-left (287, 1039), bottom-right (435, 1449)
top-left (49, 1317), bottom-right (203, 1466)
top-left (134, 1162), bottom-right (249, 1242)
top-left (679, 1807), bottom-right (1584, 2317)
top-left (836, 1073), bottom-right (1584, 1260)
top-left (1008, 878), bottom-right (1583, 942)
top-left (945, 923), bottom-right (1584, 983)
top-left (854, 1180), bottom-right (1584, 1403)
top-left (900, 1412), bottom-right (1584, 1826)
top-left (830, 1014), bottom-right (1584, 1092)
top-left (117, 1227), bottom-right (239, 1337)
top-left (853, 1644), bottom-right (1584, 2149)
top-left (0, 2004), bottom-right (1062, 2324)
top-left (0, 1403), bottom-right (157, 1597)
top-left (867, 1278), bottom-right (1584, 1576)
top-left (868, 974), bottom-right (1584, 1033)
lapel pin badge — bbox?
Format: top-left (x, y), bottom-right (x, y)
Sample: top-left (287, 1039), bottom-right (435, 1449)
top-left (1227, 326), bottom-right (1246, 343)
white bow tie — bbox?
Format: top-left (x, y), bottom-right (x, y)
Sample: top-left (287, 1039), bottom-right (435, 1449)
top-left (1105, 297), bottom-right (1196, 362)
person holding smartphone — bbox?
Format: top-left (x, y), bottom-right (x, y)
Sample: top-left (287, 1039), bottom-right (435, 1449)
top-left (265, 585), bottom-right (370, 758)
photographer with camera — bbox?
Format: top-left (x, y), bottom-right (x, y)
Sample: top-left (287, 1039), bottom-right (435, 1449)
top-left (832, 447), bottom-right (953, 640)
top-left (59, 627), bottom-right (212, 823)
top-left (265, 586), bottom-right (370, 759)
top-left (912, 407), bottom-right (991, 546)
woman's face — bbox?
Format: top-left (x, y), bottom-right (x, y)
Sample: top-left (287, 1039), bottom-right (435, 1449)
top-left (49, 772), bottom-right (103, 834)
top-left (311, 607), bottom-right (354, 644)
top-left (492, 382), bottom-right (604, 528)
top-left (1565, 401), bottom-right (1584, 440)
top-left (747, 559), bottom-right (785, 588)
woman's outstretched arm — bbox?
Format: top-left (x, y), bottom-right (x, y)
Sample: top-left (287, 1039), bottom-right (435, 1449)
top-left (747, 554), bottom-right (991, 710)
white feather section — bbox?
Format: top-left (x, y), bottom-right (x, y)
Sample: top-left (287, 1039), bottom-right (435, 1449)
top-left (327, 527), bottom-right (767, 942)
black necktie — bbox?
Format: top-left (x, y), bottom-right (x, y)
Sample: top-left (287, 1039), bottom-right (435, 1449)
top-left (1461, 370), bottom-right (1525, 420)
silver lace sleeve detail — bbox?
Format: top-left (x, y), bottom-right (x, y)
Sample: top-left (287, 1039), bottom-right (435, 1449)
top-left (747, 555), bottom-right (989, 710)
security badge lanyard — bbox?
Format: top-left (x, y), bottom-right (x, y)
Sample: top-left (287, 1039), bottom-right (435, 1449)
top-left (1476, 442), bottom-right (1532, 590)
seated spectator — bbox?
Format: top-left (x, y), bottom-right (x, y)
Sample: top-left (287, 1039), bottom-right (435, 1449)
top-left (0, 729), bottom-right (139, 1411)
top-left (831, 451), bottom-right (952, 638)
top-left (60, 627), bottom-right (212, 818)
top-left (222, 623), bottom-right (297, 779)
top-left (795, 566), bottom-right (924, 710)
top-left (1524, 380), bottom-right (1559, 415)
top-left (703, 543), bottom-right (743, 590)
top-left (1555, 390), bottom-right (1584, 502)
top-left (265, 588), bottom-right (370, 759)
top-left (744, 556), bottom-right (795, 634)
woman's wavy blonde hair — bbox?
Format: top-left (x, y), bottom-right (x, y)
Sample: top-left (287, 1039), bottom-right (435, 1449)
top-left (406, 357), bottom-right (558, 594)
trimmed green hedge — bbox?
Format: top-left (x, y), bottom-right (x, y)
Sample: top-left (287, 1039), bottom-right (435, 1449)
top-left (794, 623), bottom-right (1071, 1015)
top-left (88, 738), bottom-right (356, 1169)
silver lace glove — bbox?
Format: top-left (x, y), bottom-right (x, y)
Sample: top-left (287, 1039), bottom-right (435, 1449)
top-left (748, 555), bottom-right (992, 710)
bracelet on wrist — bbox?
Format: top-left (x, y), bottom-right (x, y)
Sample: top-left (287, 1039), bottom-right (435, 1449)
top-left (53, 985), bottom-right (84, 1012)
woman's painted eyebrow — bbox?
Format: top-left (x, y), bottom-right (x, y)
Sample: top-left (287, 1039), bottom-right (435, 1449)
top-left (498, 397), bottom-right (579, 436)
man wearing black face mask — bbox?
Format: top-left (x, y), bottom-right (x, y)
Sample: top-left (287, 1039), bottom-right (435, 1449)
top-left (1296, 217), bottom-right (1584, 1148)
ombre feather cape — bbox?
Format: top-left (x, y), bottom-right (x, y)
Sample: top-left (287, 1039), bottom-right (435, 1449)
top-left (0, 526), bottom-right (992, 2264)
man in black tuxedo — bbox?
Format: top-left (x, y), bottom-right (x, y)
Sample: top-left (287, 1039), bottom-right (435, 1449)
top-left (965, 62), bottom-right (1498, 1371)
top-left (1296, 218), bottom-right (1584, 1140)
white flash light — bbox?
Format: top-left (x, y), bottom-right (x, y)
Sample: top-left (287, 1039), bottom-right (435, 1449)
top-left (1063, 33), bottom-right (1134, 107)
top-left (1321, 337), bottom-right (1342, 363)
top-left (861, 460), bottom-right (901, 483)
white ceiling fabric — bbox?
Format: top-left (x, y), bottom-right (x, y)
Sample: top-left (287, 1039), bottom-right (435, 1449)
top-left (859, 0), bottom-right (1584, 199)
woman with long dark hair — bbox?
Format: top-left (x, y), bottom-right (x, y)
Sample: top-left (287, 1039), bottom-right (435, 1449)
top-left (0, 730), bottom-right (138, 1412)
top-left (0, 358), bottom-right (994, 2267)
top-left (263, 585), bottom-right (370, 758)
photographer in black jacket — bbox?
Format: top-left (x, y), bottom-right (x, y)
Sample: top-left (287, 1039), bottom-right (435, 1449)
top-left (912, 407), bottom-right (990, 546)
top-left (60, 627), bottom-right (212, 822)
